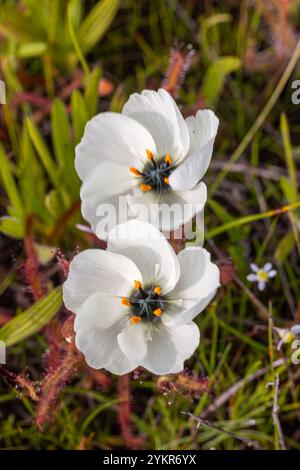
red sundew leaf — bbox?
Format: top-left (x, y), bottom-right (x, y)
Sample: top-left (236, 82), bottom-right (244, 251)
top-left (99, 78), bottom-right (114, 96)
top-left (219, 261), bottom-right (235, 286)
top-left (61, 314), bottom-right (76, 346)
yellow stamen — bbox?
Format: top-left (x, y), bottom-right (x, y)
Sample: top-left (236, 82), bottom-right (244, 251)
top-left (164, 177), bottom-right (170, 185)
top-left (165, 154), bottom-right (172, 164)
top-left (140, 183), bottom-right (152, 192)
top-left (153, 286), bottom-right (161, 295)
top-left (121, 297), bottom-right (131, 307)
top-left (129, 167), bottom-right (141, 176)
top-left (146, 149), bottom-right (154, 160)
top-left (134, 280), bottom-right (142, 290)
top-left (257, 270), bottom-right (268, 282)
top-left (153, 308), bottom-right (162, 317)
top-left (130, 316), bottom-right (142, 324)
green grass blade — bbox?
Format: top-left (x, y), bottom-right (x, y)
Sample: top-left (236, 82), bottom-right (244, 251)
top-left (0, 143), bottom-right (24, 218)
top-left (280, 113), bottom-right (298, 200)
top-left (0, 288), bottom-right (62, 347)
top-left (51, 98), bottom-right (72, 169)
top-left (71, 90), bottom-right (88, 144)
top-left (78, 0), bottom-right (119, 53)
top-left (26, 116), bottom-right (59, 187)
top-left (84, 66), bottom-right (101, 118)
top-left (207, 201), bottom-right (300, 238)
top-left (202, 56), bottom-right (241, 105)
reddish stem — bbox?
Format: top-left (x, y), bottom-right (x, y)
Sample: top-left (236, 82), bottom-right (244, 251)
top-left (47, 200), bottom-right (81, 243)
top-left (118, 373), bottom-right (144, 449)
top-left (23, 216), bottom-right (46, 301)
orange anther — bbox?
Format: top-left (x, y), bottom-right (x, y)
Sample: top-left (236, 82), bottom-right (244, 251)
top-left (140, 183), bottom-right (152, 192)
top-left (130, 316), bottom-right (142, 324)
top-left (153, 308), bottom-right (162, 317)
top-left (121, 298), bottom-right (131, 307)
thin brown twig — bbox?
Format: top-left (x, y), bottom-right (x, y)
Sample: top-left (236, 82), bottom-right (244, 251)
top-left (266, 373), bottom-right (286, 450)
top-left (210, 161), bottom-right (300, 182)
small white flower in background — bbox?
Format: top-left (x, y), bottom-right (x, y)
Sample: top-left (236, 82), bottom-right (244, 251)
top-left (274, 325), bottom-right (300, 351)
top-left (62, 220), bottom-right (220, 375)
top-left (75, 88), bottom-right (219, 237)
top-left (246, 263), bottom-right (277, 291)
top-left (0, 80), bottom-right (6, 104)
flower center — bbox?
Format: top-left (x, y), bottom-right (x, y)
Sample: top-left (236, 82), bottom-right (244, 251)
top-left (257, 270), bottom-right (268, 282)
top-left (129, 149), bottom-right (173, 193)
top-left (121, 280), bottom-right (164, 324)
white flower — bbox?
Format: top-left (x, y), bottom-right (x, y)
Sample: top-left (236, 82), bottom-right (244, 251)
top-left (62, 220), bottom-right (220, 375)
top-left (0, 80), bottom-right (6, 104)
top-left (75, 88), bottom-right (219, 237)
top-left (274, 325), bottom-right (300, 351)
top-left (246, 263), bottom-right (277, 291)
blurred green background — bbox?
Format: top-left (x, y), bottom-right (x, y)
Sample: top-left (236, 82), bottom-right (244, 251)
top-left (0, 0), bottom-right (300, 450)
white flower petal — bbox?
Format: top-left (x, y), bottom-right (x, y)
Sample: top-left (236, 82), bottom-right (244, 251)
top-left (179, 182), bottom-right (207, 207)
top-left (62, 249), bottom-right (142, 313)
top-left (81, 193), bottom-right (122, 239)
top-left (118, 323), bottom-right (147, 363)
top-left (163, 247), bottom-right (220, 326)
top-left (74, 291), bottom-right (124, 331)
top-left (268, 270), bottom-right (277, 278)
top-left (250, 263), bottom-right (259, 272)
top-left (169, 110), bottom-right (219, 191)
top-left (80, 161), bottom-right (132, 200)
top-left (75, 112), bottom-right (156, 181)
top-left (175, 247), bottom-right (220, 299)
top-left (122, 89), bottom-right (190, 160)
top-left (258, 281), bottom-right (266, 291)
top-left (277, 338), bottom-right (284, 351)
top-left (126, 182), bottom-right (207, 232)
top-left (76, 320), bottom-right (137, 374)
top-left (141, 322), bottom-right (200, 375)
top-left (263, 262), bottom-right (273, 272)
top-left (163, 290), bottom-right (217, 328)
top-left (186, 110), bottom-right (219, 155)
top-left (80, 161), bottom-right (134, 234)
top-left (169, 323), bottom-right (200, 374)
top-left (291, 325), bottom-right (300, 335)
top-left (107, 220), bottom-right (180, 293)
top-left (247, 274), bottom-right (257, 282)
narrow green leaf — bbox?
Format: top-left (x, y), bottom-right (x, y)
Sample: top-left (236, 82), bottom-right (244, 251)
top-left (275, 231), bottom-right (295, 262)
top-left (0, 288), bottom-right (62, 347)
top-left (208, 198), bottom-right (234, 224)
top-left (71, 90), bottom-right (88, 144)
top-left (84, 66), bottom-right (101, 118)
top-left (280, 113), bottom-right (298, 200)
top-left (0, 6), bottom-right (37, 43)
top-left (0, 216), bottom-right (24, 239)
top-left (0, 144), bottom-right (24, 218)
top-left (51, 98), bottom-right (71, 168)
top-left (279, 175), bottom-right (298, 205)
top-left (26, 116), bottom-right (59, 187)
top-left (202, 56), bottom-right (241, 105)
top-left (67, 2), bottom-right (90, 77)
top-left (78, 0), bottom-right (119, 53)
top-left (206, 201), bottom-right (300, 238)
top-left (17, 41), bottom-right (47, 58)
